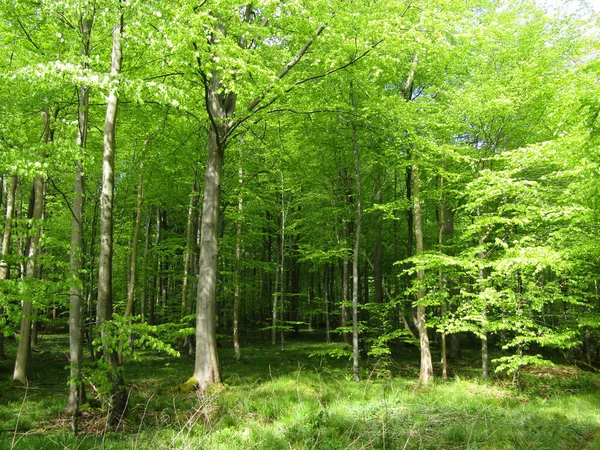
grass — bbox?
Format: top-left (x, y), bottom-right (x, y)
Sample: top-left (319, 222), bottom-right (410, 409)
top-left (1, 333), bottom-right (599, 449)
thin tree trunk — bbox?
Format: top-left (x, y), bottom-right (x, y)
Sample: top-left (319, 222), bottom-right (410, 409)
top-left (279, 173), bottom-right (286, 351)
top-left (439, 170), bottom-right (448, 381)
top-left (478, 205), bottom-right (489, 379)
top-left (350, 97), bottom-right (361, 382)
top-left (125, 144), bottom-right (145, 317)
top-left (67, 14), bottom-right (93, 426)
top-left (96, 8), bottom-right (126, 424)
top-left (13, 111), bottom-right (49, 384)
top-left (140, 209), bottom-right (151, 320)
top-left (413, 163), bottom-right (433, 384)
top-left (0, 175), bottom-right (17, 359)
top-left (272, 245), bottom-right (279, 346)
top-left (324, 267), bottom-right (331, 343)
top-left (86, 196), bottom-right (99, 361)
top-left (0, 176), bottom-right (17, 281)
top-left (233, 167), bottom-right (243, 360)
top-left (182, 179), bottom-right (199, 319)
top-left (374, 188), bottom-right (383, 304)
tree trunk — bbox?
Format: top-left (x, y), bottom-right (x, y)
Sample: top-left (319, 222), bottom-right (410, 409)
top-left (350, 101), bottom-right (361, 382)
top-left (0, 175), bottom-right (17, 359)
top-left (374, 189), bottom-right (383, 304)
top-left (412, 163), bottom-right (433, 384)
top-left (125, 145), bottom-right (145, 317)
top-left (182, 179), bottom-right (199, 319)
top-left (96, 9), bottom-right (126, 424)
top-left (0, 175), bottom-right (17, 281)
top-left (233, 167), bottom-right (243, 361)
top-left (324, 266), bottom-right (331, 343)
top-left (13, 111), bottom-right (49, 384)
top-left (140, 209), bottom-right (151, 320)
top-left (194, 122), bottom-right (226, 391)
top-left (67, 13), bottom-right (93, 427)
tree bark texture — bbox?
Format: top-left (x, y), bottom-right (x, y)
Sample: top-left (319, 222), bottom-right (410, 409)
top-left (13, 111), bottom-right (49, 384)
top-left (351, 110), bottom-right (361, 382)
top-left (125, 148), bottom-right (145, 317)
top-left (233, 167), bottom-right (243, 361)
top-left (96, 10), bottom-right (126, 424)
top-left (67, 14), bottom-right (93, 425)
top-left (412, 163), bottom-right (433, 384)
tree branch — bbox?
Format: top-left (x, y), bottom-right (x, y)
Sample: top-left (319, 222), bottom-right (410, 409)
top-left (247, 24), bottom-right (326, 112)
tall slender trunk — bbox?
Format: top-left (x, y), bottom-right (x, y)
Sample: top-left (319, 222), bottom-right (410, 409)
top-left (140, 209), bottom-right (151, 320)
top-left (272, 243), bottom-right (279, 346)
top-left (86, 197), bottom-right (99, 361)
top-left (478, 206), bottom-right (489, 379)
top-left (233, 167), bottom-right (243, 360)
top-left (182, 180), bottom-right (199, 318)
top-left (279, 173), bottom-right (286, 351)
top-left (67, 14), bottom-right (93, 426)
top-left (0, 176), bottom-right (17, 281)
top-left (13, 111), bottom-right (49, 384)
top-left (324, 266), bottom-right (331, 343)
top-left (149, 206), bottom-right (161, 325)
top-left (374, 188), bottom-right (383, 304)
top-left (0, 176), bottom-right (17, 359)
top-left (350, 98), bottom-right (361, 382)
top-left (97, 8), bottom-right (125, 424)
top-left (125, 144), bottom-right (145, 317)
top-left (438, 163), bottom-right (447, 381)
top-left (342, 229), bottom-right (350, 344)
top-left (413, 163), bottom-right (433, 384)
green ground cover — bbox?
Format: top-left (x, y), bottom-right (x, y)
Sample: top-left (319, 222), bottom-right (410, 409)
top-left (1, 334), bottom-right (599, 449)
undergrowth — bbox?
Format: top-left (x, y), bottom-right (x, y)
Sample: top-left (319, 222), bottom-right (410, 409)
top-left (1, 334), bottom-right (599, 449)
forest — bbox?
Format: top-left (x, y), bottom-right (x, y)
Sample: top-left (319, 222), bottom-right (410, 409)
top-left (1, 0), bottom-right (600, 448)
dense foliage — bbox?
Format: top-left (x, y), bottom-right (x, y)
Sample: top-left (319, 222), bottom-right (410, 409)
top-left (0, 0), bottom-right (599, 436)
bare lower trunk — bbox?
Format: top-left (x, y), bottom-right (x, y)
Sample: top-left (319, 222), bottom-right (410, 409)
top-left (413, 163), bottom-right (433, 384)
top-left (233, 167), bottom-right (243, 361)
top-left (0, 175), bottom-right (17, 359)
top-left (0, 175), bottom-right (17, 281)
top-left (97, 10), bottom-right (126, 424)
top-left (13, 173), bottom-right (44, 383)
top-left (193, 125), bottom-right (224, 391)
top-left (324, 267), bottom-right (331, 343)
top-left (182, 180), bottom-right (199, 319)
top-left (140, 210), bottom-right (151, 320)
top-left (125, 146), bottom-right (145, 317)
top-left (350, 104), bottom-right (361, 382)
top-left (68, 18), bottom-right (92, 428)
top-left (13, 110), bottom-right (49, 384)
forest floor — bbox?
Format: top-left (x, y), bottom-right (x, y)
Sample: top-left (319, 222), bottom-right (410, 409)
top-left (0, 332), bottom-right (599, 449)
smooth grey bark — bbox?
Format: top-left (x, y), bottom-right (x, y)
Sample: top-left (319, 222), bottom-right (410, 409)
top-left (67, 15), bottom-right (92, 425)
top-left (182, 180), bottom-right (199, 319)
top-left (13, 112), bottom-right (48, 384)
top-left (279, 173), bottom-right (286, 351)
top-left (194, 122), bottom-right (226, 390)
top-left (412, 163), bottom-right (433, 384)
top-left (373, 188), bottom-right (383, 304)
top-left (97, 9), bottom-right (125, 424)
top-left (0, 175), bottom-right (17, 281)
top-left (350, 100), bottom-right (361, 382)
top-left (233, 167), bottom-right (243, 360)
top-left (438, 164), bottom-right (448, 381)
top-left (478, 206), bottom-right (489, 379)
top-left (0, 175), bottom-right (17, 359)
top-left (140, 209), bottom-right (151, 320)
top-left (192, 11), bottom-right (324, 390)
top-left (125, 146), bottom-right (145, 317)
